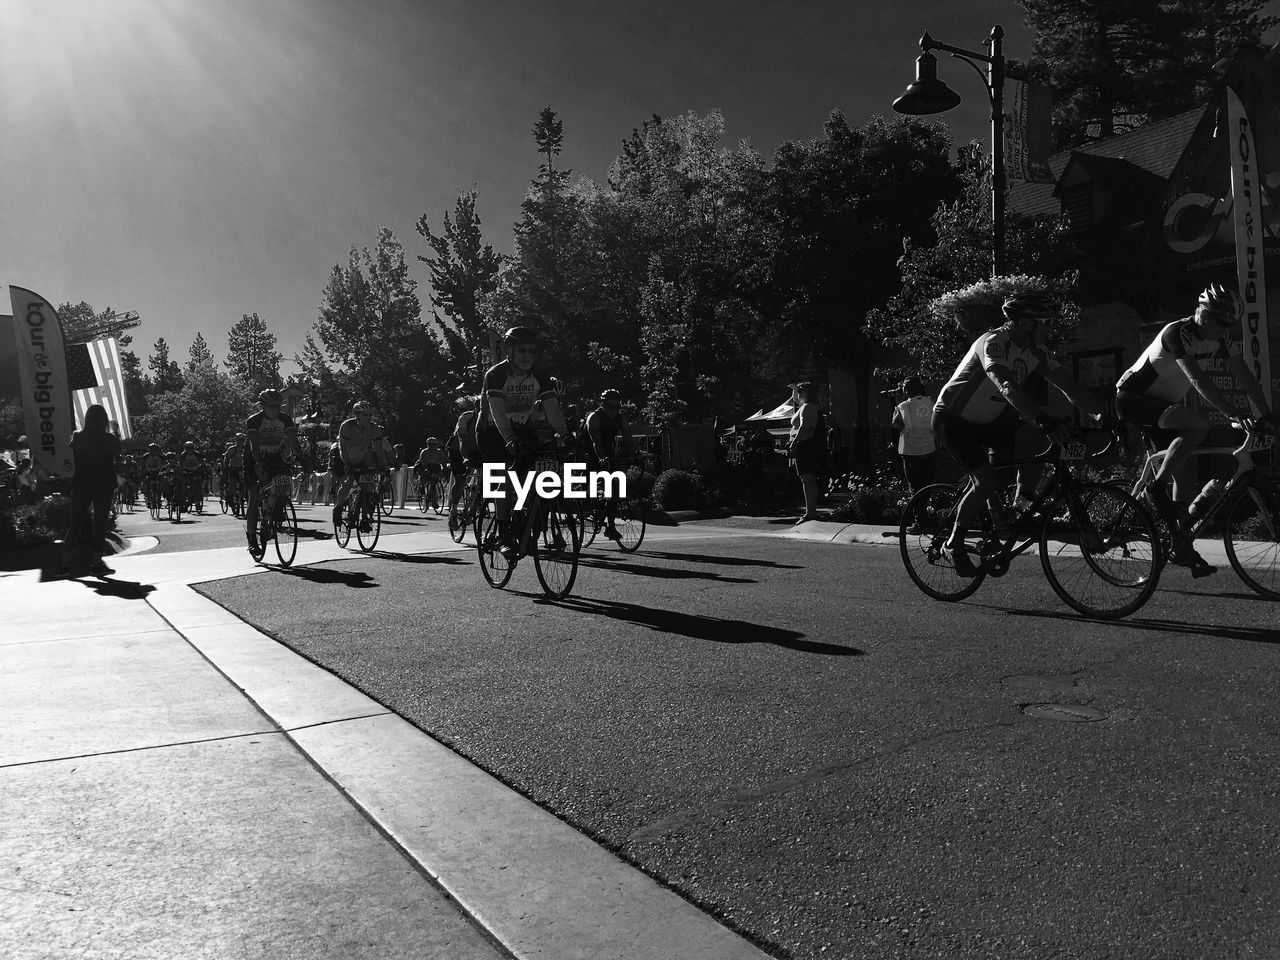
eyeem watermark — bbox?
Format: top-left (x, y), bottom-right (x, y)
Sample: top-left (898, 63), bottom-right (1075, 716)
top-left (482, 462), bottom-right (626, 510)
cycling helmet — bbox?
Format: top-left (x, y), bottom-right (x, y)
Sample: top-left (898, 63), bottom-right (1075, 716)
top-left (259, 388), bottom-right (282, 405)
top-left (600, 389), bottom-right (621, 406)
top-left (184, 441), bottom-right (196, 448)
top-left (235, 431), bottom-right (246, 439)
top-left (148, 443), bottom-right (160, 451)
top-left (1001, 292), bottom-right (1058, 322)
top-left (1198, 283), bottom-right (1243, 322)
top-left (352, 400), bottom-right (373, 414)
top-left (426, 436), bottom-right (440, 445)
top-left (503, 325), bottom-right (539, 346)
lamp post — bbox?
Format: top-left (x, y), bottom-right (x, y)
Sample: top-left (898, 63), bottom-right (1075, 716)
top-left (893, 25), bottom-right (1006, 278)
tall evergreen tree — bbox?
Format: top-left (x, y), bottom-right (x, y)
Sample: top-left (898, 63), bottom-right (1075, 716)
top-left (187, 331), bottom-right (215, 371)
top-left (147, 337), bottom-right (183, 393)
top-left (225, 313), bottom-right (282, 393)
top-left (1018, 0), bottom-right (1277, 148)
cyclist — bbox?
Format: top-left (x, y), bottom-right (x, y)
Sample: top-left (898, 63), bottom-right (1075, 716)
top-left (933, 292), bottom-right (1106, 577)
top-left (412, 438), bottom-right (447, 504)
top-left (447, 396), bottom-right (482, 517)
top-left (222, 434), bottom-right (246, 507)
top-left (1115, 282), bottom-right (1280, 571)
top-left (142, 443), bottom-right (165, 507)
top-left (479, 324), bottom-right (570, 558)
top-left (331, 401), bottom-right (387, 529)
top-left (244, 389), bottom-right (301, 554)
top-left (583, 389), bottom-right (634, 542)
top-left (177, 441), bottom-right (203, 511)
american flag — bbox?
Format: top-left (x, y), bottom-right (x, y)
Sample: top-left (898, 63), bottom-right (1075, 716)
top-left (68, 337), bottom-right (132, 438)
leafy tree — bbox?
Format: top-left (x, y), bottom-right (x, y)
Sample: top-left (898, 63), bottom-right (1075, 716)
top-left (1018, 0), bottom-right (1277, 148)
top-left (131, 366), bottom-right (253, 453)
top-left (415, 188), bottom-right (503, 391)
top-left (187, 332), bottom-right (216, 372)
top-left (225, 313), bottom-right (282, 393)
top-left (315, 227), bottom-right (451, 443)
top-left (147, 337), bottom-right (183, 393)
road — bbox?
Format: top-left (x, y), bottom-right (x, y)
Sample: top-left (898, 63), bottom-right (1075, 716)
top-left (120, 500), bottom-right (1280, 960)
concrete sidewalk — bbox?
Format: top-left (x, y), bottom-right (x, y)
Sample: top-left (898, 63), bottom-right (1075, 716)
top-left (0, 527), bottom-right (771, 960)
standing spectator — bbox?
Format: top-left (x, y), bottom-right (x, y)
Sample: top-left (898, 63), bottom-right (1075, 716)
top-left (891, 376), bottom-right (936, 494)
top-left (787, 382), bottom-right (825, 523)
top-left (61, 403), bottom-right (121, 575)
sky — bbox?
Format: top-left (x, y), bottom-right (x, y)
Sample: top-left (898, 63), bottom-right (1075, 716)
top-left (0, 0), bottom-right (1095, 377)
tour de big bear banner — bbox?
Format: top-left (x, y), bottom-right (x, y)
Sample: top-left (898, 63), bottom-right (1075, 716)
top-left (9, 286), bottom-right (75, 478)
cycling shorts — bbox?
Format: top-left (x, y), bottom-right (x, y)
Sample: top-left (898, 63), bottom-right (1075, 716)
top-left (932, 407), bottom-right (1022, 471)
top-left (246, 452), bottom-right (288, 485)
top-left (1115, 392), bottom-right (1180, 449)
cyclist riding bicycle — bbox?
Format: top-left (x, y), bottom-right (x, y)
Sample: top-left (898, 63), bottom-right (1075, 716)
top-left (331, 401), bottom-right (387, 528)
top-left (244, 389), bottom-right (301, 554)
top-left (933, 292), bottom-right (1106, 577)
top-left (584, 389), bottom-right (634, 542)
top-left (447, 396), bottom-right (482, 514)
top-left (479, 324), bottom-right (570, 559)
top-left (222, 433), bottom-right (245, 489)
top-left (1115, 281), bottom-right (1280, 573)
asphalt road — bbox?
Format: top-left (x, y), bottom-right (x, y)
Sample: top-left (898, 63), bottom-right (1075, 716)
top-left (188, 522), bottom-right (1280, 960)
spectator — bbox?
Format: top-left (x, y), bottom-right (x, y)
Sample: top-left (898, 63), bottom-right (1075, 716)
top-left (788, 382), bottom-right (825, 523)
top-left (61, 403), bottom-right (121, 575)
top-left (891, 376), bottom-right (936, 494)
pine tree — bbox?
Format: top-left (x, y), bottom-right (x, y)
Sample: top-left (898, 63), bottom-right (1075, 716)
top-left (225, 313), bottom-right (282, 393)
top-left (147, 337), bottom-right (183, 393)
top-left (187, 331), bottom-right (215, 371)
top-left (1017, 0), bottom-right (1277, 148)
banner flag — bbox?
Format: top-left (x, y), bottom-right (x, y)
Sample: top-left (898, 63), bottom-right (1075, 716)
top-left (1006, 80), bottom-right (1054, 183)
top-left (70, 337), bottom-right (132, 438)
top-left (1226, 87), bottom-right (1273, 409)
top-left (9, 286), bottom-right (75, 477)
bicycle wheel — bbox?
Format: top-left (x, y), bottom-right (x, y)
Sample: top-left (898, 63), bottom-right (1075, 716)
top-left (248, 499), bottom-right (268, 562)
top-left (1040, 483), bottom-right (1159, 619)
top-left (448, 489), bottom-right (468, 544)
top-left (417, 481), bottom-right (428, 513)
top-left (578, 496), bottom-right (601, 548)
top-left (357, 493), bottom-right (381, 551)
top-left (615, 495), bottom-right (646, 553)
top-left (431, 479), bottom-right (445, 515)
top-left (533, 502), bottom-right (581, 598)
top-left (334, 499), bottom-right (353, 548)
top-left (273, 498), bottom-right (298, 567)
top-left (475, 499), bottom-right (515, 589)
top-left (899, 483), bottom-right (986, 601)
top-left (1223, 482), bottom-right (1280, 599)
top-left (380, 479), bottom-right (394, 517)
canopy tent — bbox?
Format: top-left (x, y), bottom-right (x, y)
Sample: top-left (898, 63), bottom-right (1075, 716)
top-left (742, 397), bottom-right (795, 423)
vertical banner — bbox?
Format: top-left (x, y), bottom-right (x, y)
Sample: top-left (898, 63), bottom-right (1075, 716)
top-left (1226, 87), bottom-right (1273, 410)
top-left (9, 286), bottom-right (75, 478)
top-left (1006, 80), bottom-right (1054, 183)
top-left (68, 337), bottom-right (132, 438)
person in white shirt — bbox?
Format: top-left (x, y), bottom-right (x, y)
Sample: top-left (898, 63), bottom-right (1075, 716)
top-left (891, 376), bottom-right (936, 494)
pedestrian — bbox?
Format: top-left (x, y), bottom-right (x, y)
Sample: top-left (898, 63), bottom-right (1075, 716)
top-left (788, 381), bottom-right (825, 523)
top-left (891, 376), bottom-right (936, 494)
top-left (61, 403), bottom-right (121, 575)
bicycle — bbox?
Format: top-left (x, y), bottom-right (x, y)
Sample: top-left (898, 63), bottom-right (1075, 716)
top-left (900, 430), bottom-right (1161, 620)
top-left (143, 476), bottom-right (165, 520)
top-left (575, 458), bottom-right (647, 553)
top-left (417, 469), bottom-right (445, 515)
top-left (475, 444), bottom-right (582, 599)
top-left (248, 472), bottom-right (298, 567)
top-left (1122, 419), bottom-right (1279, 599)
top-left (165, 473), bottom-right (184, 522)
top-left (447, 466), bottom-right (480, 544)
top-left (379, 471), bottom-right (396, 517)
top-left (116, 478), bottom-right (138, 513)
top-left (334, 471), bottom-right (382, 551)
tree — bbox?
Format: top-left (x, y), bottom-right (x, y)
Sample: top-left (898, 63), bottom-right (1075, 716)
top-left (187, 332), bottom-right (216, 372)
top-left (315, 227), bottom-right (452, 443)
top-left (131, 366), bottom-right (254, 453)
top-left (416, 188), bottom-right (503, 391)
top-left (225, 313), bottom-right (282, 393)
top-left (1017, 0), bottom-right (1278, 148)
top-left (57, 299), bottom-right (147, 414)
top-left (147, 337), bottom-right (183, 394)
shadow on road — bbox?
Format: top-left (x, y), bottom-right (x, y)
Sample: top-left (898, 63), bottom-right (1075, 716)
top-left (547, 596), bottom-right (862, 656)
top-left (273, 566), bottom-right (378, 588)
top-left (636, 550), bottom-right (804, 569)
top-left (1007, 606), bottom-right (1280, 644)
top-left (576, 556), bottom-right (755, 584)
top-left (71, 576), bottom-right (156, 600)
top-left (363, 551), bottom-right (468, 565)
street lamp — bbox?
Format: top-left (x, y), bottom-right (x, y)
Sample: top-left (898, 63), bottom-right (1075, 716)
top-left (893, 25), bottom-right (1006, 277)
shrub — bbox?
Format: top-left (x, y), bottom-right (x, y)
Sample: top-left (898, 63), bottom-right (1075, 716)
top-left (650, 469), bottom-right (704, 511)
top-left (1, 495), bottom-right (114, 549)
top-left (829, 482), bottom-right (907, 525)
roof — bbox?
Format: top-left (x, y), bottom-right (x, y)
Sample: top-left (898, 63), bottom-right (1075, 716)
top-left (1008, 107), bottom-right (1204, 219)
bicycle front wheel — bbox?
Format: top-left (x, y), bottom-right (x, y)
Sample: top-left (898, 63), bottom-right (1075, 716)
top-left (1223, 482), bottom-right (1280, 599)
top-left (431, 479), bottom-right (445, 515)
top-left (273, 498), bottom-right (298, 567)
top-left (380, 480), bottom-right (394, 517)
top-left (534, 503), bottom-right (581, 598)
top-left (357, 494), bottom-right (381, 551)
top-left (899, 483), bottom-right (986, 601)
top-left (615, 495), bottom-right (646, 553)
top-left (334, 500), bottom-right (352, 548)
top-left (476, 499), bottom-right (514, 589)
top-left (1040, 483), bottom-right (1159, 620)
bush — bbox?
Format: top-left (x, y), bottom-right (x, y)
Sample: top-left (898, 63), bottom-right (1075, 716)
top-left (0, 495), bottom-right (114, 549)
top-left (650, 469), bottom-right (704, 511)
top-left (829, 482), bottom-right (908, 525)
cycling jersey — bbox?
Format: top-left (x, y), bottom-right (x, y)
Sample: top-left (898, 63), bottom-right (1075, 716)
top-left (454, 409), bottom-right (480, 454)
top-left (417, 446), bottom-right (446, 466)
top-left (179, 453), bottom-right (202, 472)
top-left (246, 411), bottom-right (297, 455)
top-left (934, 328), bottom-right (1062, 425)
top-left (1116, 317), bottom-right (1240, 402)
top-left (223, 446), bottom-right (243, 470)
top-left (482, 361), bottom-right (555, 428)
top-left (585, 409), bottom-right (627, 459)
top-left (143, 455), bottom-right (164, 473)
top-left (337, 417), bottom-right (385, 466)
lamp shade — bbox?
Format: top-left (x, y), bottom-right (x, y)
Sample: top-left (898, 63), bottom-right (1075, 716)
top-left (891, 51), bottom-right (962, 115)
